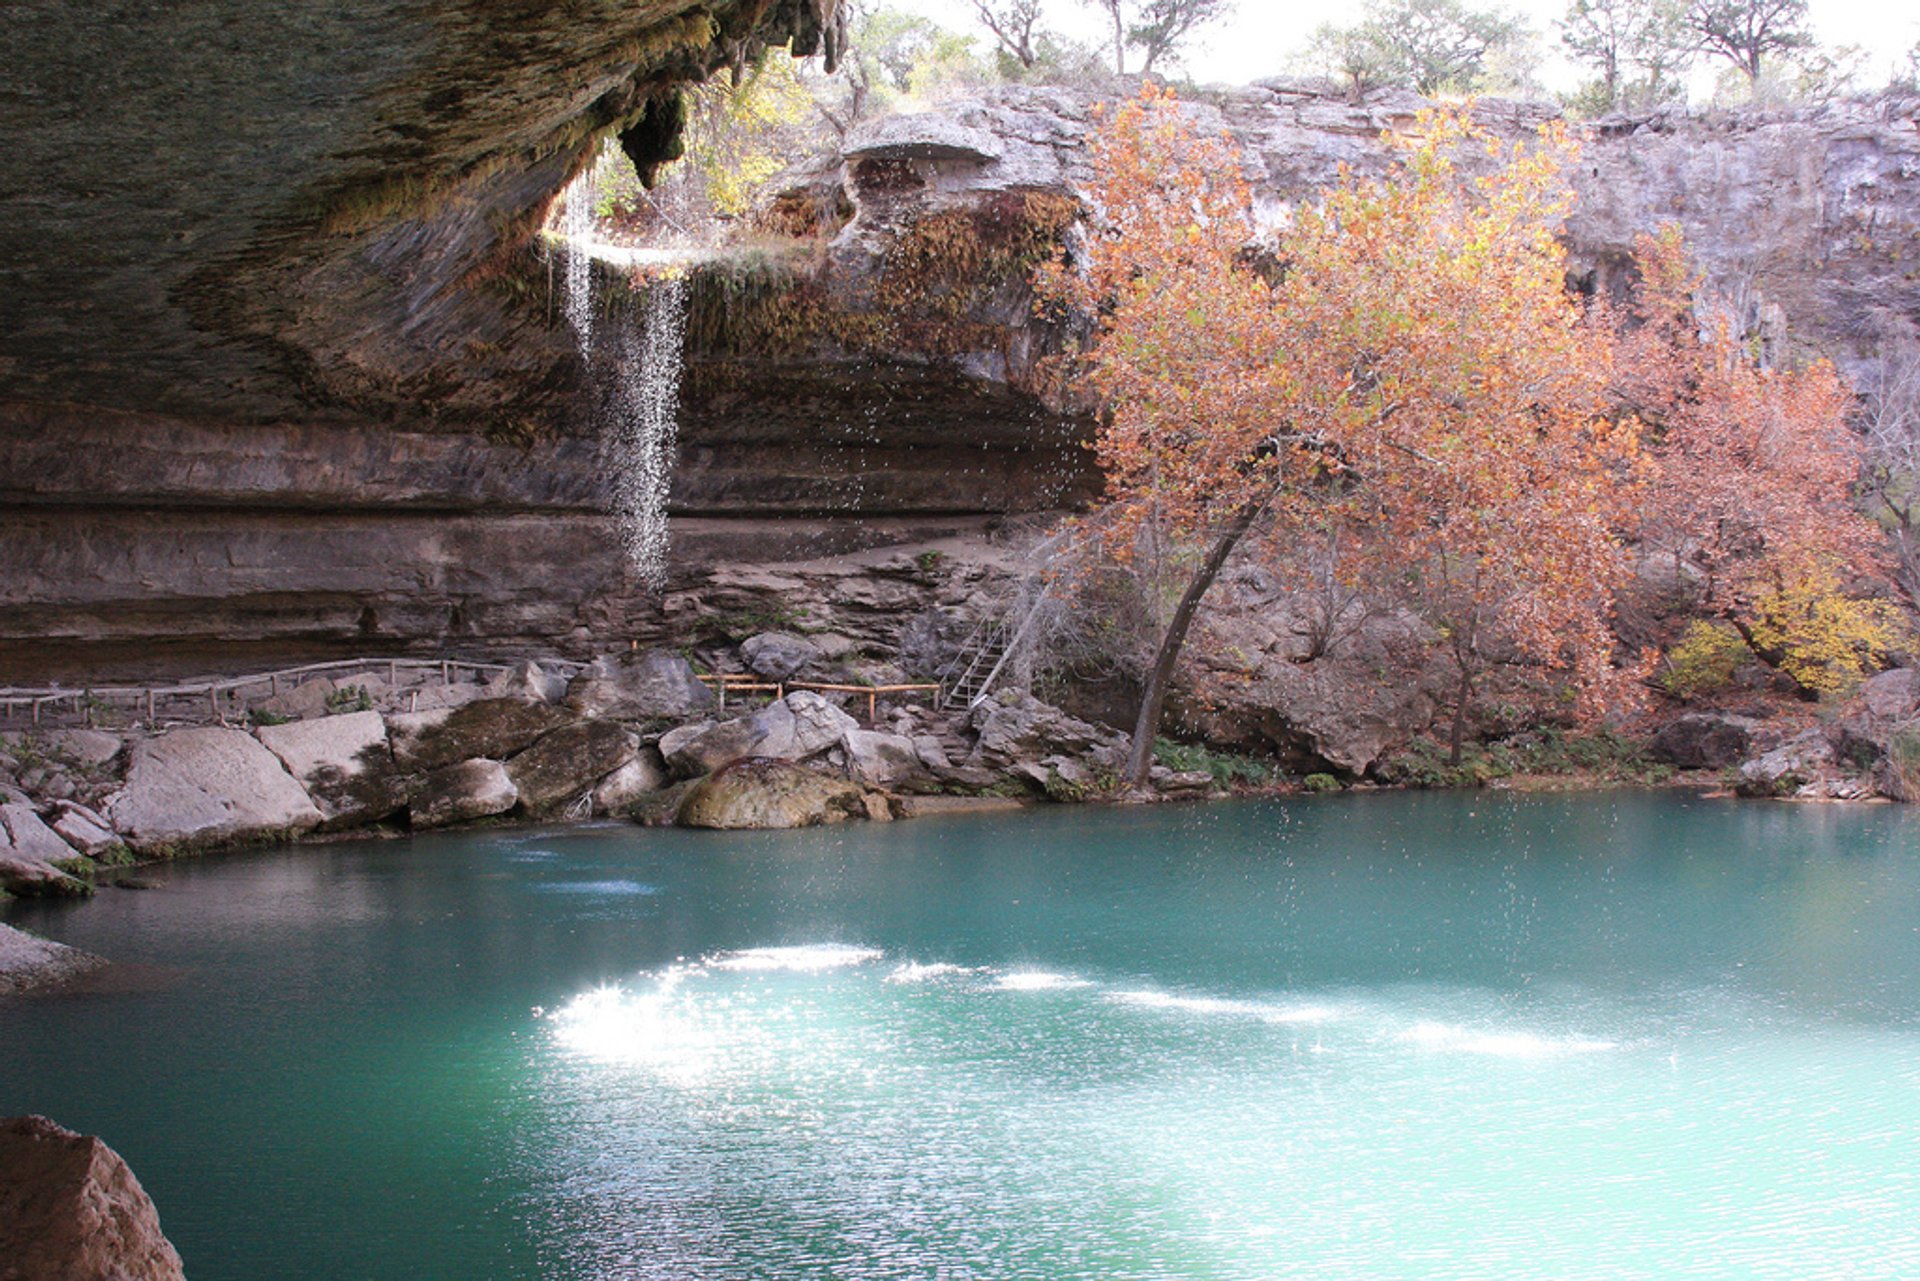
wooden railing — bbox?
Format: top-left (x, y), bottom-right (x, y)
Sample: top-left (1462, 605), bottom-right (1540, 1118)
top-left (697, 673), bottom-right (940, 724)
top-left (0, 656), bottom-right (588, 730)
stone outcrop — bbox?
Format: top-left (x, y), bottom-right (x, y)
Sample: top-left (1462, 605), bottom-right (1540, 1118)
top-left (842, 729), bottom-right (925, 789)
top-left (564, 650), bottom-right (715, 722)
top-left (1649, 713), bottom-right (1762, 770)
top-left (505, 720), bottom-right (639, 814)
top-left (0, 804), bottom-right (87, 897)
top-left (677, 760), bottom-right (871, 829)
top-left (387, 699), bottom-right (574, 774)
top-left (663, 692), bottom-right (861, 776)
top-left (256, 710), bottom-right (402, 828)
top-left (104, 728), bottom-right (324, 853)
top-left (0, 1115), bottom-right (186, 1281)
top-left (0, 925), bottom-right (107, 996)
top-left (410, 759), bottom-right (519, 829)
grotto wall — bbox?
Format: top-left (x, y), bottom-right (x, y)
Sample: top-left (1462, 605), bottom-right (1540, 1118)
top-left (3, 32), bottom-right (1917, 679)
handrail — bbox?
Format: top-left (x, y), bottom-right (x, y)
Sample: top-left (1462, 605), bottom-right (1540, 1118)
top-left (0, 655), bottom-right (590, 728)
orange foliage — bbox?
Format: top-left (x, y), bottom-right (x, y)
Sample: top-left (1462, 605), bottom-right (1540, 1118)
top-left (1038, 88), bottom-right (1648, 750)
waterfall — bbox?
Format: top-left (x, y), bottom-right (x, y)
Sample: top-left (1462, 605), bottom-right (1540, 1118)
top-left (560, 166), bottom-right (596, 347)
top-left (607, 274), bottom-right (688, 590)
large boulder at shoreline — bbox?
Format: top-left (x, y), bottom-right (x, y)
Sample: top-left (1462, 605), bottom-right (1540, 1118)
top-left (46, 802), bottom-right (123, 860)
top-left (967, 694), bottom-right (1125, 770)
top-left (664, 692), bottom-right (859, 777)
top-left (741, 632), bottom-right (821, 680)
top-left (409, 758), bottom-right (518, 829)
top-left (1736, 729), bottom-right (1837, 798)
top-left (677, 760), bottom-right (868, 830)
top-left (842, 729), bottom-right (925, 789)
top-left (0, 925), bottom-right (107, 996)
top-left (0, 804), bottom-right (88, 897)
top-left (590, 753), bottom-right (668, 815)
top-left (0, 1115), bottom-right (186, 1281)
top-left (1649, 713), bottom-right (1759, 770)
top-left (386, 699), bottom-right (573, 774)
top-left (256, 710), bottom-right (403, 829)
top-left (505, 720), bottom-right (639, 814)
top-left (565, 650), bottom-right (714, 722)
top-left (104, 728), bottom-right (322, 854)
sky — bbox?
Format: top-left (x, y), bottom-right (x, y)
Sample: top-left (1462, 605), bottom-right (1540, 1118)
top-left (889, 0), bottom-right (1919, 97)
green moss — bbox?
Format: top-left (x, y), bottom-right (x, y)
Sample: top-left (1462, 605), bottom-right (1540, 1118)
top-left (1302, 772), bottom-right (1341, 793)
top-left (1153, 738), bottom-right (1273, 789)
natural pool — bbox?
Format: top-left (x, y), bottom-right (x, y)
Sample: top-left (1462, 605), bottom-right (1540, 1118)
top-left (5, 793), bottom-right (1919, 1280)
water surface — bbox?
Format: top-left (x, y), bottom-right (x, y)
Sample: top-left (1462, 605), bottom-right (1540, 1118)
top-left (5, 793), bottom-right (1918, 1279)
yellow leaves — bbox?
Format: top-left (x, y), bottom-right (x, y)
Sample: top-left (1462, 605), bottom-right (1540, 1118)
top-left (1748, 563), bottom-right (1909, 698)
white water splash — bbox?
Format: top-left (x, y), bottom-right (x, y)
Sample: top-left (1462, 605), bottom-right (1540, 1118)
top-left (709, 944), bottom-right (884, 973)
top-left (606, 273), bottom-right (687, 589)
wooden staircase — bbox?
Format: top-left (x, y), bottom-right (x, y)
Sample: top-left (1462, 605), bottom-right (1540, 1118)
top-left (939, 617), bottom-right (1013, 711)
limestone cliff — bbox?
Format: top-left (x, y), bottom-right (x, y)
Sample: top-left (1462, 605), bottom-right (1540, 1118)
top-left (3, 58), bottom-right (1917, 679)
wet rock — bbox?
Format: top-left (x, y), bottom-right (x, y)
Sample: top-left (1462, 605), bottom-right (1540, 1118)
top-left (487, 660), bottom-right (569, 705)
top-left (841, 729), bottom-right (924, 789)
top-left (1648, 713), bottom-right (1759, 770)
top-left (410, 759), bottom-right (518, 829)
top-left (505, 721), bottom-right (639, 814)
top-left (1736, 730), bottom-right (1837, 798)
top-left (0, 924), bottom-right (108, 996)
top-left (0, 804), bottom-right (88, 897)
top-left (565, 650), bottom-right (714, 722)
top-left (255, 710), bottom-right (402, 829)
top-left (104, 728), bottom-right (323, 854)
top-left (677, 760), bottom-right (869, 830)
top-left (741, 631), bottom-right (821, 680)
top-left (664, 692), bottom-right (860, 777)
top-left (590, 753), bottom-right (667, 815)
top-left (386, 699), bottom-right (573, 773)
top-left (0, 1114), bottom-right (186, 1280)
top-left (1150, 767), bottom-right (1215, 797)
top-left (47, 802), bottom-right (123, 860)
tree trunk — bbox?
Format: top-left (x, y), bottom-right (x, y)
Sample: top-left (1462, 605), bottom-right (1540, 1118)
top-left (1123, 498), bottom-right (1267, 789)
top-left (1447, 661), bottom-right (1474, 766)
top-left (1110, 6), bottom-right (1126, 74)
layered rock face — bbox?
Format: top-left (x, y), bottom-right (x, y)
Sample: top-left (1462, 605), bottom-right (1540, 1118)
top-left (3, 53), bottom-right (1916, 678)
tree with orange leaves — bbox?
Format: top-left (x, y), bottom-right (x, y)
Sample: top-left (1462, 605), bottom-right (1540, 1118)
top-left (1616, 227), bottom-right (1902, 696)
top-left (1040, 88), bottom-right (1646, 782)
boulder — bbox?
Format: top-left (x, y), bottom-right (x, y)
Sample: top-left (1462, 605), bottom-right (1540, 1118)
top-left (741, 632), bottom-right (821, 680)
top-left (1860, 668), bottom-right (1920, 722)
top-left (1736, 729), bottom-right (1836, 798)
top-left (505, 721), bottom-right (639, 814)
top-left (590, 753), bottom-right (667, 815)
top-left (47, 802), bottom-right (123, 860)
top-left (255, 710), bottom-right (402, 828)
top-left (842, 729), bottom-right (924, 788)
top-left (254, 676), bottom-right (338, 721)
top-left (42, 730), bottom-right (123, 769)
top-left (1648, 713), bottom-right (1759, 770)
top-left (0, 804), bottom-right (87, 897)
top-left (0, 1115), bottom-right (186, 1281)
top-left (386, 699), bottom-right (573, 773)
top-left (677, 760), bottom-right (869, 830)
top-left (664, 692), bottom-right (860, 777)
top-left (486, 659), bottom-right (568, 705)
top-left (565, 650), bottom-right (714, 722)
top-left (968, 694), bottom-right (1123, 769)
top-left (409, 759), bottom-right (518, 829)
top-left (1150, 766), bottom-right (1216, 797)
top-left (104, 728), bottom-right (323, 854)
top-left (0, 925), bottom-right (107, 996)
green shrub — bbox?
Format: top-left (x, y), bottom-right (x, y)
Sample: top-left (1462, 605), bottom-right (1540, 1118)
top-left (1153, 738), bottom-right (1274, 789)
top-left (1302, 772), bottom-right (1341, 793)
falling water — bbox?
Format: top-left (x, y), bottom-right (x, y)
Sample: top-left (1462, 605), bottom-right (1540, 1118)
top-left (606, 274), bottom-right (688, 589)
top-left (560, 166), bottom-right (596, 347)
